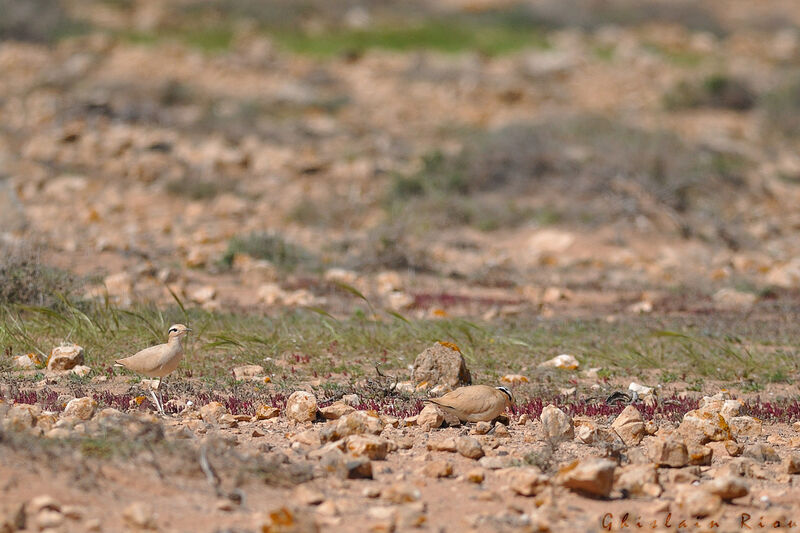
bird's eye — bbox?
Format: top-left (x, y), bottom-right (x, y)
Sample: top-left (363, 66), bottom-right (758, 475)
top-left (169, 327), bottom-right (177, 333)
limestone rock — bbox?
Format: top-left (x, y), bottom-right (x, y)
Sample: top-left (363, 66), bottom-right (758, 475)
top-left (556, 458), bottom-right (616, 498)
top-left (417, 404), bottom-right (444, 430)
top-left (706, 476), bottom-right (749, 500)
top-left (293, 485), bottom-right (326, 506)
top-left (427, 437), bottom-right (457, 453)
top-left (36, 510), bottom-right (63, 530)
top-left (320, 411), bottom-right (384, 442)
top-left (421, 460), bottom-right (453, 478)
top-left (63, 397), bottom-right (96, 420)
top-left (232, 364), bottom-right (264, 380)
top-left (500, 374), bottom-right (529, 385)
top-left (396, 502), bottom-right (427, 529)
top-left (200, 401), bottom-right (228, 424)
top-left (411, 343), bottom-right (471, 389)
top-left (260, 506), bottom-right (319, 533)
top-left (687, 444), bottom-right (713, 466)
top-left (538, 354), bottom-right (579, 370)
top-left (574, 418), bottom-right (611, 444)
top-left (479, 456), bottom-right (515, 470)
top-left (13, 354), bottom-right (38, 369)
top-left (720, 400), bottom-right (743, 421)
top-left (540, 404), bottom-right (574, 442)
top-left (69, 365), bottom-right (92, 377)
top-left (286, 391), bottom-right (318, 423)
top-left (728, 416), bottom-right (762, 439)
top-left (678, 408), bottom-right (731, 444)
top-left (508, 468), bottom-right (549, 496)
top-left (615, 464), bottom-right (661, 498)
top-left (493, 422), bottom-right (510, 438)
top-left (784, 453), bottom-right (800, 474)
top-left (455, 436), bottom-right (484, 460)
top-left (472, 421), bottom-right (492, 435)
top-left (291, 429), bottom-right (320, 447)
top-left (345, 435), bottom-right (391, 460)
top-left (465, 468), bottom-right (485, 484)
top-left (381, 483), bottom-right (421, 504)
top-left (319, 402), bottom-right (355, 420)
top-left (0, 502), bottom-right (25, 532)
top-left (712, 288), bottom-right (757, 310)
top-left (255, 404), bottom-right (280, 420)
top-left (743, 443), bottom-right (780, 463)
top-left (724, 439), bottom-right (744, 457)
top-left (674, 486), bottom-right (721, 518)
top-left (341, 394), bottom-right (360, 407)
top-left (123, 502), bottom-right (156, 529)
top-left (188, 285), bottom-right (216, 304)
top-left (46, 344), bottom-right (84, 371)
top-left (719, 457), bottom-right (767, 479)
top-left (611, 405), bottom-right (645, 446)
top-left (647, 435), bottom-right (688, 467)
top-left (4, 404), bottom-right (39, 431)
top-left (29, 495), bottom-right (60, 514)
top-left (344, 456), bottom-right (373, 479)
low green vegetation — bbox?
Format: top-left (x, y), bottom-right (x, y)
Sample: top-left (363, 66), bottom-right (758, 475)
top-left (664, 73), bottom-right (756, 110)
top-left (0, 0), bottom-right (89, 43)
top-left (0, 297), bottom-right (797, 387)
top-left (165, 175), bottom-right (237, 201)
top-left (220, 232), bottom-right (317, 271)
top-left (762, 72), bottom-right (800, 138)
top-left (272, 20), bottom-right (548, 57)
top-left (0, 243), bottom-right (79, 307)
top-left (121, 27), bottom-right (234, 53)
top-left (385, 115), bottom-right (751, 237)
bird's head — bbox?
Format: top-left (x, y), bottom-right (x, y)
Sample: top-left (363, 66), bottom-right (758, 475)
top-left (167, 324), bottom-right (191, 340)
top-left (496, 386), bottom-right (514, 406)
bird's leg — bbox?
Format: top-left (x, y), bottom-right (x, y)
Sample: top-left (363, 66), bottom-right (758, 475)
top-left (148, 387), bottom-right (163, 415)
top-left (157, 377), bottom-right (166, 415)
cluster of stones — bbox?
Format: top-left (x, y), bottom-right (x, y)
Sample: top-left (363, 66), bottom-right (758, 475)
top-left (13, 343), bottom-right (90, 377)
top-left (3, 373), bottom-right (800, 532)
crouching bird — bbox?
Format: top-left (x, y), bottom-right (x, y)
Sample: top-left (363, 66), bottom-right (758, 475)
top-left (114, 324), bottom-right (191, 414)
top-left (425, 385), bottom-right (513, 423)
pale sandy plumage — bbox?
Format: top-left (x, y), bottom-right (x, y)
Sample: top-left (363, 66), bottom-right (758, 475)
top-left (115, 324), bottom-right (190, 413)
top-left (425, 385), bottom-right (513, 423)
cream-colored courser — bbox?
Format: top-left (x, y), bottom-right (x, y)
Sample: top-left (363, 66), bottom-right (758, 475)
top-left (114, 324), bottom-right (191, 414)
top-left (425, 384), bottom-right (513, 423)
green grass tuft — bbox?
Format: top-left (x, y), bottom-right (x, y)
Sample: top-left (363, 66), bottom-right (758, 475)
top-left (220, 232), bottom-right (316, 271)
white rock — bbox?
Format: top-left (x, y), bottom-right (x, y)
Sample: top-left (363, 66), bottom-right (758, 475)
top-left (285, 391), bottom-right (318, 423)
top-left (417, 404), bottom-right (444, 430)
top-left (123, 502), bottom-right (156, 529)
top-left (63, 397), bottom-right (97, 420)
top-left (540, 404), bottom-right (574, 442)
top-left (46, 344), bottom-right (84, 371)
top-left (556, 458), bottom-right (616, 497)
top-left (611, 405), bottom-right (645, 446)
top-left (706, 476), bottom-right (749, 500)
top-left (69, 365), bottom-right (92, 377)
top-left (628, 382), bottom-right (653, 396)
top-left (538, 354), bottom-right (579, 370)
top-left (674, 486), bottom-right (721, 518)
top-left (232, 364), bottom-right (264, 380)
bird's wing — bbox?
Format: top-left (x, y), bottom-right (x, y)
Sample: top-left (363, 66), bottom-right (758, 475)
top-left (115, 344), bottom-right (166, 372)
top-left (429, 387), bottom-right (495, 415)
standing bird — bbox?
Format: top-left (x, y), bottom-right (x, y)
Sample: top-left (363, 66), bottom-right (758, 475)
top-left (114, 324), bottom-right (191, 414)
top-left (425, 385), bottom-right (513, 423)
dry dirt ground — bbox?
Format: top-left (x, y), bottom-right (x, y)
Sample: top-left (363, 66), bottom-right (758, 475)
top-left (2, 0), bottom-right (800, 531)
